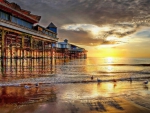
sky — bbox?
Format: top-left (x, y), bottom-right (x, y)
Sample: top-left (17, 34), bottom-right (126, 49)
top-left (8, 0), bottom-right (150, 58)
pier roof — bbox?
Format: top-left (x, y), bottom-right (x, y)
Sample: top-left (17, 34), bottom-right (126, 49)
top-left (47, 22), bottom-right (57, 28)
top-left (35, 24), bottom-right (57, 34)
top-left (0, 0), bottom-right (41, 23)
top-left (57, 40), bottom-right (87, 52)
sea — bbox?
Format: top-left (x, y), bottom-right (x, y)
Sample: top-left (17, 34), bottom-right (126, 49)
top-left (0, 57), bottom-right (150, 85)
top-left (54, 57), bottom-right (150, 82)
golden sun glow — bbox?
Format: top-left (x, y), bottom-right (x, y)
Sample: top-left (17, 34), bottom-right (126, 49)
top-left (91, 26), bottom-right (111, 35)
top-left (91, 27), bottom-right (100, 35)
top-left (106, 36), bottom-right (118, 41)
top-left (105, 57), bottom-right (114, 72)
top-left (106, 57), bottom-right (114, 64)
top-left (106, 66), bottom-right (114, 72)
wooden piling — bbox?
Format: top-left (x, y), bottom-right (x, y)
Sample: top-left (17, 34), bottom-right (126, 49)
top-left (1, 29), bottom-right (6, 75)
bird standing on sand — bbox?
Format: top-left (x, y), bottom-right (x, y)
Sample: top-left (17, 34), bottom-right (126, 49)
top-left (97, 78), bottom-right (101, 82)
top-left (144, 80), bottom-right (148, 85)
top-left (24, 85), bottom-right (30, 89)
top-left (130, 77), bottom-right (133, 82)
top-left (35, 83), bottom-right (39, 87)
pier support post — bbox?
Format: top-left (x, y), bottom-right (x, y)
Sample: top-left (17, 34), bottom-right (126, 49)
top-left (51, 43), bottom-right (53, 64)
top-left (30, 36), bottom-right (33, 72)
top-left (15, 35), bottom-right (18, 75)
top-left (30, 36), bottom-right (33, 59)
top-left (4, 35), bottom-right (7, 75)
top-left (41, 41), bottom-right (45, 73)
top-left (1, 29), bottom-right (6, 75)
top-left (42, 41), bottom-right (44, 58)
top-left (21, 35), bottom-right (25, 73)
top-left (21, 35), bottom-right (24, 59)
top-left (10, 39), bottom-right (12, 73)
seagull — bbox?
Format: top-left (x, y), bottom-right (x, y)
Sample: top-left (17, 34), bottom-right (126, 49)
top-left (24, 85), bottom-right (30, 89)
top-left (35, 83), bottom-right (39, 87)
top-left (97, 78), bottom-right (101, 82)
top-left (130, 77), bottom-right (133, 82)
top-left (144, 80), bottom-right (148, 85)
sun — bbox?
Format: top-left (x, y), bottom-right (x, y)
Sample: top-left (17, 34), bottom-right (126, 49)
top-left (106, 57), bottom-right (114, 64)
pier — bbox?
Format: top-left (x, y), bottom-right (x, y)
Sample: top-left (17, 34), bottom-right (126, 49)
top-left (55, 39), bottom-right (87, 59)
top-left (0, 0), bottom-right (87, 77)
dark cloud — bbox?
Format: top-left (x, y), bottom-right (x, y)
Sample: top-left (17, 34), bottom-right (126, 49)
top-left (107, 28), bottom-right (137, 38)
top-left (8, 0), bottom-right (150, 25)
top-left (7, 0), bottom-right (150, 46)
top-left (59, 29), bottom-right (119, 46)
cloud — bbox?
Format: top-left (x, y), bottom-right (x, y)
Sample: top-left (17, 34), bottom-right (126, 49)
top-left (61, 24), bottom-right (99, 32)
top-left (8, 0), bottom-right (150, 25)
top-left (59, 29), bottom-right (122, 47)
top-left (135, 29), bottom-right (150, 38)
top-left (60, 23), bottom-right (136, 46)
top-left (7, 0), bottom-right (150, 47)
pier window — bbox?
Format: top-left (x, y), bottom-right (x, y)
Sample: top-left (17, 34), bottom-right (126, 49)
top-left (45, 31), bottom-right (48, 35)
top-left (42, 29), bottom-right (45, 33)
top-left (61, 44), bottom-right (67, 48)
top-left (0, 10), bottom-right (9, 20)
top-left (49, 32), bottom-right (52, 36)
top-left (52, 33), bottom-right (56, 38)
top-left (11, 16), bottom-right (32, 29)
top-left (53, 34), bottom-right (56, 38)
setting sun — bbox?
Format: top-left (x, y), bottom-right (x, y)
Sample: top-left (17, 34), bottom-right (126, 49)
top-left (106, 57), bottom-right (114, 64)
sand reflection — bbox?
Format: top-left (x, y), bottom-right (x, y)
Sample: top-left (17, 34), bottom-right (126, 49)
top-left (0, 85), bottom-right (57, 106)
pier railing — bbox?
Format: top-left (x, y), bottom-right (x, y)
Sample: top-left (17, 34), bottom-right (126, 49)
top-left (0, 19), bottom-right (58, 41)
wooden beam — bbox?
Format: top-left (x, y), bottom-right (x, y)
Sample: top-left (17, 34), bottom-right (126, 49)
top-left (1, 29), bottom-right (6, 75)
top-left (30, 36), bottom-right (33, 58)
top-left (21, 34), bottom-right (24, 59)
top-left (0, 27), bottom-right (57, 43)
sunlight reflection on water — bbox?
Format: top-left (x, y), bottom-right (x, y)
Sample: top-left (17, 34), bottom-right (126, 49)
top-left (0, 57), bottom-right (150, 85)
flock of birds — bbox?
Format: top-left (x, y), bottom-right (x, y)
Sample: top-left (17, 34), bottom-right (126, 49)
top-left (91, 76), bottom-right (149, 85)
top-left (24, 83), bottom-right (39, 89)
top-left (128, 77), bottom-right (148, 85)
top-left (24, 76), bottom-right (149, 89)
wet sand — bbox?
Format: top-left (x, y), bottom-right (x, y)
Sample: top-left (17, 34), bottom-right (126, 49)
top-left (0, 81), bottom-right (150, 113)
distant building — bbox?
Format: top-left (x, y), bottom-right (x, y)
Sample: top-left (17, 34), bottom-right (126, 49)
top-left (54, 39), bottom-right (87, 59)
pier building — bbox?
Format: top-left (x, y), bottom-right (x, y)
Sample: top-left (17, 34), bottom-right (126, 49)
top-left (55, 39), bottom-right (87, 59)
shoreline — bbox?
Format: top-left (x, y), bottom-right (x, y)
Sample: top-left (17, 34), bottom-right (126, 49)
top-left (0, 76), bottom-right (149, 87)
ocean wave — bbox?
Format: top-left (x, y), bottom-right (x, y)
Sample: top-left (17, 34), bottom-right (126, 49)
top-left (0, 76), bottom-right (150, 87)
top-left (103, 64), bottom-right (150, 66)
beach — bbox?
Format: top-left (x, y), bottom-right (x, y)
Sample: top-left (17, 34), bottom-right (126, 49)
top-left (0, 57), bottom-right (150, 113)
top-left (0, 81), bottom-right (150, 113)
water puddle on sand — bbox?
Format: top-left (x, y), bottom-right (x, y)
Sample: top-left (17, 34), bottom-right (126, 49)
top-left (0, 81), bottom-right (150, 113)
